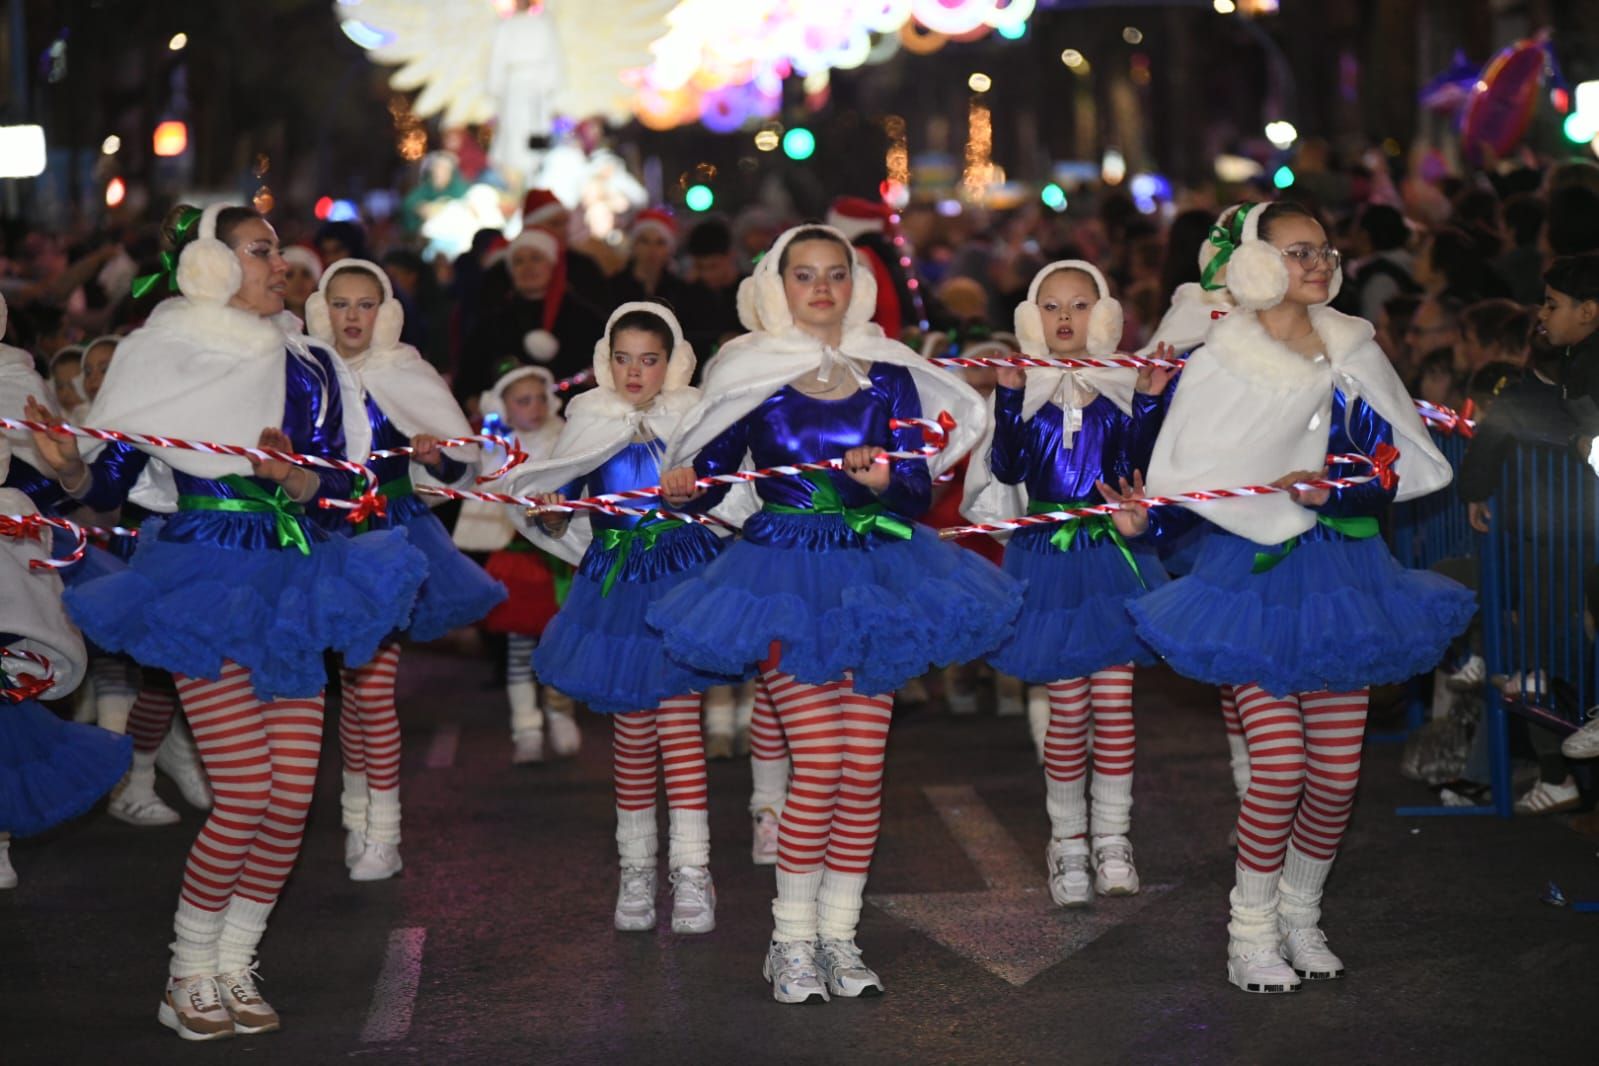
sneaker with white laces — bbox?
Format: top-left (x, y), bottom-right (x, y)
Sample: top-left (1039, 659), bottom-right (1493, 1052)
top-left (156, 729), bottom-right (213, 810)
top-left (1445, 654), bottom-right (1487, 691)
top-left (1281, 927), bottom-right (1345, 980)
top-left (158, 975), bottom-right (236, 1041)
top-left (109, 774), bottom-right (182, 827)
top-left (1092, 835), bottom-right (1141, 896)
top-left (1514, 776), bottom-right (1581, 815)
top-left (1227, 946), bottom-right (1302, 994)
top-left (349, 841), bottom-right (403, 882)
top-left (511, 728), bottom-right (545, 765)
top-left (547, 711), bottom-right (582, 758)
top-left (614, 865), bottom-right (657, 931)
top-left (1561, 713), bottom-right (1599, 760)
top-left (1045, 838), bottom-right (1093, 908)
top-left (669, 866), bottom-right (716, 934)
top-left (762, 939), bottom-right (829, 1004)
top-left (816, 937), bottom-right (885, 997)
top-left (0, 842), bottom-right (17, 890)
top-left (345, 829), bottom-right (367, 869)
top-left (216, 965), bottom-right (281, 1034)
top-left (751, 808), bottom-right (780, 866)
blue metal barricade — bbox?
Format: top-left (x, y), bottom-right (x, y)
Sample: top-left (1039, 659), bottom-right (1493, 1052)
top-left (1389, 428), bottom-right (1475, 570)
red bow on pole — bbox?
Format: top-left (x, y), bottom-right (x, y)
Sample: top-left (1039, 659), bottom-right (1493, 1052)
top-left (344, 491), bottom-right (390, 526)
top-left (1369, 442), bottom-right (1401, 491)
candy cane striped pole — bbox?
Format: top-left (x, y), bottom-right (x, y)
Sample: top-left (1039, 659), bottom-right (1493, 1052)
top-left (0, 648), bottom-right (55, 702)
top-left (365, 433), bottom-right (529, 482)
top-left (410, 485), bottom-right (734, 531)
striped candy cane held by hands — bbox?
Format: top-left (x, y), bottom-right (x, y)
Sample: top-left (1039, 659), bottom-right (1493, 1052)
top-left (365, 434), bottom-right (529, 482)
top-left (411, 484), bottom-right (736, 531)
top-left (940, 447), bottom-right (1398, 541)
top-left (0, 512), bottom-right (139, 569)
top-left (1, 648), bottom-right (55, 702)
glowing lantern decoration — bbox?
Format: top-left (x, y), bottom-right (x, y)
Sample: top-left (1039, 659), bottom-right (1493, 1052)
top-left (152, 121), bottom-right (188, 157)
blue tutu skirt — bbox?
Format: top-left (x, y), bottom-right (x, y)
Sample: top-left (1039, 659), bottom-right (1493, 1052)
top-left (64, 517), bottom-right (427, 700)
top-left (646, 511), bottom-right (1023, 696)
top-left (1129, 529), bottom-right (1475, 697)
top-left (534, 522), bottom-right (737, 713)
top-left (987, 525), bottom-right (1169, 682)
top-left (387, 498), bottom-right (507, 642)
top-left (56, 539), bottom-right (127, 589)
top-left (0, 700), bottom-right (132, 837)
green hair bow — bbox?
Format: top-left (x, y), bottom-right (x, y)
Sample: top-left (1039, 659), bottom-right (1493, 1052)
top-left (131, 206), bottom-right (203, 299)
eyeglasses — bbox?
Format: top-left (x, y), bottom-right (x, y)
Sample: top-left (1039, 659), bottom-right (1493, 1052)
top-left (1280, 244), bottom-right (1342, 271)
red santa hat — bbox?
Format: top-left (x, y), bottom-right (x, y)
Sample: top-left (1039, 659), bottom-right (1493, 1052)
top-left (630, 207), bottom-right (678, 248)
top-left (521, 188), bottom-right (567, 229)
top-left (826, 196), bottom-right (895, 242)
top-left (503, 226), bottom-right (568, 363)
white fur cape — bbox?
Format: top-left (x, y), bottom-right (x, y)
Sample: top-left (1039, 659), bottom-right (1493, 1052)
top-left (343, 342), bottom-right (478, 492)
top-left (0, 342), bottom-right (59, 476)
top-left (0, 487), bottom-right (86, 697)
top-left (1135, 282), bottom-right (1234, 357)
top-left (1144, 305), bottom-right (1451, 544)
top-left (80, 300), bottom-right (370, 512)
top-left (503, 386), bottom-right (704, 566)
top-left (451, 420), bottom-right (563, 553)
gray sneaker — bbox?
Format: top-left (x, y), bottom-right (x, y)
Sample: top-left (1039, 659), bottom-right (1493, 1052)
top-left (668, 866), bottom-right (716, 934)
top-left (613, 865), bottom-right (657, 931)
top-left (816, 937), bottom-right (885, 998)
top-left (762, 939), bottom-right (829, 1004)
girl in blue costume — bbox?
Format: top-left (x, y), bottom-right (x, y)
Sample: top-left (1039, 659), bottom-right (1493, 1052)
top-left (306, 258), bottom-right (507, 883)
top-left (1131, 201), bottom-right (1473, 995)
top-left (25, 203), bottom-right (426, 1040)
top-left (650, 225), bottom-right (1021, 1004)
top-left (962, 260), bottom-right (1175, 910)
top-left (0, 469), bottom-right (132, 891)
top-left (510, 302), bottom-right (730, 937)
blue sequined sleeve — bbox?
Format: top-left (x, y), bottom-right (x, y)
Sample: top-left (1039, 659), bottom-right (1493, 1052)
top-left (75, 441), bottom-right (151, 513)
top-left (990, 385), bottom-right (1028, 485)
top-left (1316, 391), bottom-right (1397, 518)
top-left (875, 364), bottom-right (931, 518)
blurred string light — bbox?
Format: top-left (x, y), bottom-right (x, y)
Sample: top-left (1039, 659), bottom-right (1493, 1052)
top-left (100, 134), bottom-right (121, 155)
top-left (1213, 0), bottom-right (1236, 13)
top-left (168, 32), bottom-right (188, 51)
top-left (782, 126), bottom-right (816, 161)
top-left (962, 97), bottom-right (994, 198)
top-left (105, 176), bottom-right (126, 208)
top-left (1040, 182), bottom-right (1067, 211)
top-left (968, 72), bottom-right (992, 93)
top-left (152, 120), bottom-right (188, 157)
top-left (754, 128), bottom-right (780, 152)
top-left (1061, 48), bottom-right (1085, 69)
top-left (1122, 26), bottom-right (1143, 44)
top-left (0, 126), bottom-right (46, 178)
top-left (884, 114), bottom-right (909, 186)
top-left (388, 93), bottom-right (427, 161)
top-left (1272, 164), bottom-right (1296, 189)
top-left (685, 183), bottom-right (715, 211)
top-left (1264, 119), bottom-right (1298, 148)
top-left (1101, 148), bottom-right (1127, 186)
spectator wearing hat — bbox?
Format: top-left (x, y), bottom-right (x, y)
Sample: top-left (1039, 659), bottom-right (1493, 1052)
top-left (612, 209), bottom-right (693, 310)
top-left (827, 196), bottom-right (915, 340)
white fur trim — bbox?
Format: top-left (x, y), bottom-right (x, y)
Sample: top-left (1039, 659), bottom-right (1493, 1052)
top-left (742, 225), bottom-right (878, 333)
top-left (1017, 259), bottom-right (1124, 359)
top-left (176, 203), bottom-right (243, 304)
top-left (308, 258), bottom-right (403, 351)
top-left (0, 291), bottom-right (7, 339)
top-left (523, 330), bottom-right (560, 363)
top-left (509, 228), bottom-right (559, 261)
top-left (591, 301), bottom-right (697, 392)
top-left (826, 211), bottom-right (883, 242)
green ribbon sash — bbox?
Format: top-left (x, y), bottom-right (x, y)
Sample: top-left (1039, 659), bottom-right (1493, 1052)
top-left (765, 470), bottom-right (913, 541)
top-left (1251, 514), bottom-right (1380, 574)
top-left (178, 474), bottom-right (310, 555)
top-left (595, 511), bottom-right (686, 596)
top-left (1028, 498), bottom-right (1144, 587)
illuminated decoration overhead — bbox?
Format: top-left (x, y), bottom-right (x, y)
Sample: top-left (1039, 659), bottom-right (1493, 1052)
top-left (968, 72), bottom-right (991, 93)
top-left (1212, 0), bottom-right (1236, 12)
top-left (1101, 148), bottom-right (1126, 186)
top-left (0, 126), bottom-right (46, 178)
top-left (754, 128), bottom-right (780, 152)
top-left (168, 32), bottom-right (189, 51)
top-left (152, 120), bottom-right (188, 158)
top-left (105, 176), bottom-right (127, 208)
top-left (782, 126), bottom-right (816, 161)
top-left (1264, 119), bottom-right (1298, 148)
top-left (1565, 81), bottom-right (1599, 146)
top-left (1272, 164), bottom-right (1295, 189)
top-left (100, 135), bottom-right (121, 155)
top-left (1040, 182), bottom-right (1067, 211)
top-left (962, 97), bottom-right (994, 199)
top-left (685, 183), bottom-right (714, 211)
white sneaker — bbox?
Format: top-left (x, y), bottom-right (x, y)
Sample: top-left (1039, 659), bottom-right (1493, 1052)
top-left (349, 841), bottom-right (403, 882)
top-left (156, 727), bottom-right (213, 810)
top-left (751, 808), bottom-right (780, 866)
top-left (344, 829), bottom-right (367, 869)
top-left (1514, 776), bottom-right (1581, 815)
top-left (1281, 927), bottom-right (1345, 980)
top-left (1561, 714), bottom-right (1599, 760)
top-left (1445, 654), bottom-right (1486, 691)
top-left (669, 866), bottom-right (716, 934)
top-left (614, 865), bottom-right (657, 931)
top-left (816, 937), bottom-right (885, 997)
top-left (158, 975), bottom-right (235, 1041)
top-left (1046, 838), bottom-right (1093, 908)
top-left (216, 965), bottom-right (281, 1033)
top-left (109, 774), bottom-right (182, 827)
top-left (0, 844), bottom-right (16, 889)
top-left (1092, 835), bottom-right (1140, 896)
top-left (547, 712), bottom-right (582, 758)
top-left (1227, 945), bottom-right (1302, 994)
top-left (762, 939), bottom-right (829, 1004)
top-left (512, 728), bottom-right (545, 765)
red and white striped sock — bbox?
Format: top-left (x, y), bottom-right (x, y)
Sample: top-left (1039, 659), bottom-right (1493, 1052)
top-left (1233, 683), bottom-right (1308, 874)
top-left (1290, 689), bottom-right (1369, 861)
top-left (342, 646), bottom-right (402, 792)
top-left (656, 695), bottom-right (709, 867)
top-left (822, 677), bottom-right (892, 878)
top-left (1042, 677), bottom-right (1091, 839)
top-left (128, 684), bottom-right (178, 756)
top-left (1088, 664), bottom-right (1135, 837)
top-left (748, 675), bottom-right (790, 815)
top-left (1220, 684), bottom-right (1250, 798)
top-left (762, 671), bottom-right (845, 878)
top-left (235, 692), bottom-right (324, 903)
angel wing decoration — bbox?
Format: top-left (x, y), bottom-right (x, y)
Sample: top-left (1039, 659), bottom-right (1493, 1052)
top-left (335, 0), bottom-right (677, 145)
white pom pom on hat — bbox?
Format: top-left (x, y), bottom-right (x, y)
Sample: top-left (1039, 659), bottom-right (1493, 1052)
top-left (1013, 259), bottom-right (1123, 358)
top-left (591, 301), bottom-right (696, 393)
top-left (175, 203), bottom-right (244, 305)
top-left (523, 329), bottom-right (560, 363)
top-left (305, 258), bottom-right (404, 350)
top-left (739, 224), bottom-right (879, 334)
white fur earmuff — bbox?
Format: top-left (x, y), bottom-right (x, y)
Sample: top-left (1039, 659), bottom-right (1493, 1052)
top-left (591, 301), bottom-right (696, 392)
top-left (736, 224), bottom-right (879, 334)
top-left (1216, 202), bottom-right (1344, 311)
top-left (1014, 259), bottom-right (1123, 358)
top-left (305, 258), bottom-right (405, 350)
top-left (175, 204), bottom-right (245, 304)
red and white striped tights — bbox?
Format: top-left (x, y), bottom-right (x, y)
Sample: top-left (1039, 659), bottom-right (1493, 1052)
top-left (1232, 683), bottom-right (1369, 874)
top-left (338, 645), bottom-right (403, 792)
top-left (746, 676), bottom-right (790, 815)
top-left (1042, 664), bottom-right (1136, 839)
top-left (173, 661), bottom-right (324, 910)
top-left (612, 696), bottom-right (708, 813)
top-left (127, 682), bottom-right (179, 756)
top-left (762, 670), bottom-right (892, 878)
